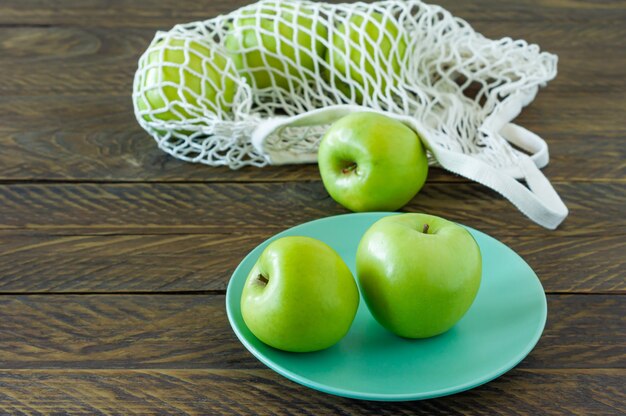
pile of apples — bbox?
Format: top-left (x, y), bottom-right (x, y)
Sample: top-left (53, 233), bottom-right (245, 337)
top-left (136, 1), bottom-right (408, 123)
top-left (241, 111), bottom-right (484, 353)
top-left (135, 1), bottom-right (484, 352)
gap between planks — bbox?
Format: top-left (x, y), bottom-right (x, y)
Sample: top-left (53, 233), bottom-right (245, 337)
top-left (0, 291), bottom-right (622, 296)
top-left (0, 178), bottom-right (624, 184)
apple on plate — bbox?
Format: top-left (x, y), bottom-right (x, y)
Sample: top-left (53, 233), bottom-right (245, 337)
top-left (225, 1), bottom-right (327, 90)
top-left (135, 36), bottom-right (237, 123)
top-left (356, 213), bottom-right (482, 338)
top-left (324, 11), bottom-right (407, 101)
top-left (241, 236), bottom-right (359, 352)
top-left (317, 112), bottom-right (428, 212)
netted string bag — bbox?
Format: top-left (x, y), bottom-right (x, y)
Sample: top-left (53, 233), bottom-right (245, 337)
top-left (133, 0), bottom-right (568, 229)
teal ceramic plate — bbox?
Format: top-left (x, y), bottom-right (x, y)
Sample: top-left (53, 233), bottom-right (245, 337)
top-left (226, 213), bottom-right (547, 401)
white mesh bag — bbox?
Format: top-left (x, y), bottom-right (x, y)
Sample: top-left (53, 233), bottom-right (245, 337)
top-left (132, 0), bottom-right (568, 229)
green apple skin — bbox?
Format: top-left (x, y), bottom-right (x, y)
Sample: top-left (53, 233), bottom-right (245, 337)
top-left (241, 236), bottom-right (359, 352)
top-left (136, 37), bottom-right (236, 123)
top-left (224, 2), bottom-right (327, 90)
top-left (356, 213), bottom-right (482, 338)
top-left (318, 112), bottom-right (428, 212)
top-left (324, 12), bottom-right (407, 101)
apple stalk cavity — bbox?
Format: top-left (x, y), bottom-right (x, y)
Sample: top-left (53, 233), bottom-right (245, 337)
top-left (342, 163), bottom-right (358, 174)
top-left (256, 274), bottom-right (269, 287)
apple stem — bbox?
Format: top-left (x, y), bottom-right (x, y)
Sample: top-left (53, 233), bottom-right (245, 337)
top-left (342, 163), bottom-right (357, 174)
top-left (256, 274), bottom-right (269, 287)
top-left (422, 224), bottom-right (430, 234)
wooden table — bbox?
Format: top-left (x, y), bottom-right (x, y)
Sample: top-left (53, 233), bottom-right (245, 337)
top-left (0, 0), bottom-right (624, 414)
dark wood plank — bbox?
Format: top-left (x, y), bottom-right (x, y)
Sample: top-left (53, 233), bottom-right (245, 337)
top-left (522, 295), bottom-right (626, 370)
top-left (0, 126), bottom-right (330, 183)
top-left (500, 236), bottom-right (626, 294)
top-left (542, 134), bottom-right (626, 183)
top-left (0, 182), bottom-right (623, 236)
top-left (515, 91), bottom-right (626, 137)
top-left (0, 234), bottom-right (623, 293)
top-left (1, 90), bottom-right (623, 182)
top-left (1, 24), bottom-right (623, 96)
top-left (0, 294), bottom-right (622, 370)
top-left (439, 0), bottom-right (626, 23)
top-left (0, 27), bottom-right (148, 96)
top-left (0, 294), bottom-right (245, 370)
top-left (1, 0), bottom-right (624, 28)
top-left (0, 20), bottom-right (623, 184)
top-left (1, 128), bottom-right (623, 183)
top-left (0, 369), bottom-right (623, 415)
top-left (0, 0), bottom-right (621, 413)
top-left (0, 233), bottom-right (261, 293)
top-left (0, 0), bottom-right (240, 29)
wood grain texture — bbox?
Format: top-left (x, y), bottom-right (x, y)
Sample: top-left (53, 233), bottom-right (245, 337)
top-left (0, 13), bottom-right (624, 183)
top-left (1, 0), bottom-right (625, 28)
top-left (0, 369), bottom-right (623, 415)
top-left (0, 0), bottom-right (624, 412)
top-left (0, 233), bottom-right (264, 293)
top-left (500, 236), bottom-right (626, 294)
top-left (0, 234), bottom-right (623, 293)
top-left (0, 294), bottom-right (622, 370)
top-left (1, 91), bottom-right (624, 182)
top-left (0, 23), bottom-right (623, 96)
top-left (1, 128), bottom-right (625, 183)
top-left (0, 27), bottom-right (146, 96)
top-left (0, 182), bottom-right (623, 236)
top-left (3, 84), bottom-right (613, 135)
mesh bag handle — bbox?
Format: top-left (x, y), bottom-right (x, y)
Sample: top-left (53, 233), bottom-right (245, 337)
top-left (252, 103), bottom-right (568, 229)
top-left (133, 0), bottom-right (568, 228)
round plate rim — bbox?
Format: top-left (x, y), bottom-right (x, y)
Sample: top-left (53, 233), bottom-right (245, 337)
top-left (225, 212), bottom-right (548, 401)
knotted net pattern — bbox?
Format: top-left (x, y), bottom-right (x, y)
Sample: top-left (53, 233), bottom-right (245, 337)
top-left (133, 0), bottom-right (557, 170)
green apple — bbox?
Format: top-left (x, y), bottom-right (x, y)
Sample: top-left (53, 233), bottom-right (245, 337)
top-left (324, 12), bottom-right (407, 101)
top-left (224, 1), bottom-right (327, 89)
top-left (317, 112), bottom-right (428, 212)
top-left (356, 213), bottom-right (482, 338)
top-left (135, 36), bottom-right (236, 123)
top-left (241, 236), bottom-right (359, 352)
